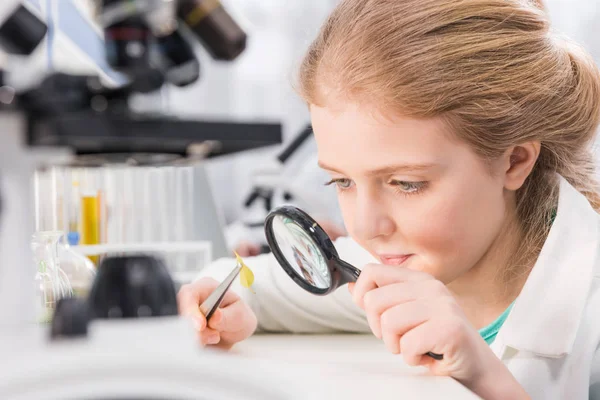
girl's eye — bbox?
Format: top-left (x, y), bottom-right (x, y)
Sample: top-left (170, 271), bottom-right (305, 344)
top-left (324, 178), bottom-right (354, 190)
top-left (390, 180), bottom-right (427, 195)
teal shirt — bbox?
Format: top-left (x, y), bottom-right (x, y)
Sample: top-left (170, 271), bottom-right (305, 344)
top-left (478, 302), bottom-right (515, 345)
top-left (477, 209), bottom-right (553, 345)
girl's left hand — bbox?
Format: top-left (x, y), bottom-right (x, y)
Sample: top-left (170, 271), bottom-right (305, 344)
top-left (349, 263), bottom-right (529, 399)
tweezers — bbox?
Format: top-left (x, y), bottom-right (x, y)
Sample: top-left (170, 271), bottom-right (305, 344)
top-left (199, 262), bottom-right (243, 321)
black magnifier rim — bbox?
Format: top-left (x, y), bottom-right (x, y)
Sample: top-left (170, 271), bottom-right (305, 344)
top-left (265, 206), bottom-right (341, 295)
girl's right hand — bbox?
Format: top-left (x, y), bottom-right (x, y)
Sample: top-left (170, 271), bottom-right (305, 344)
top-left (177, 277), bottom-right (258, 350)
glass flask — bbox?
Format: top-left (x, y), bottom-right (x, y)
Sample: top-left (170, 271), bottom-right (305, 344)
top-left (32, 231), bottom-right (73, 323)
top-left (57, 234), bottom-right (96, 298)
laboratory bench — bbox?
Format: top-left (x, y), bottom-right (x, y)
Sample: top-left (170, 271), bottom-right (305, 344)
top-left (0, 321), bottom-right (479, 399)
top-left (235, 333), bottom-right (480, 399)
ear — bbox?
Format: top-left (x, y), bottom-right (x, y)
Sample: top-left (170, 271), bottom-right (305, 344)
top-left (502, 142), bottom-right (541, 191)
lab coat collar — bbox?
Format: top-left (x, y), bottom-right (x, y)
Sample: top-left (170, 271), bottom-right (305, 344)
top-left (496, 175), bottom-right (599, 357)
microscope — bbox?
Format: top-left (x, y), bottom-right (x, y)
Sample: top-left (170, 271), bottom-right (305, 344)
top-left (0, 2), bottom-right (303, 399)
top-left (230, 124), bottom-right (344, 255)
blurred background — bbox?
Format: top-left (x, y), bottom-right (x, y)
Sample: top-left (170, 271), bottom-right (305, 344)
top-left (21, 0), bottom-right (600, 315)
top-left (43, 0), bottom-right (600, 225)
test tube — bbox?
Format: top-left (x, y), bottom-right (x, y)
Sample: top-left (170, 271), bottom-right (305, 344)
top-left (68, 169), bottom-right (81, 246)
top-left (33, 167), bottom-right (58, 232)
top-left (102, 166), bottom-right (115, 244)
top-left (123, 167), bottom-right (136, 244)
top-left (162, 167), bottom-right (179, 273)
top-left (80, 169), bottom-right (100, 265)
top-left (179, 166), bottom-right (196, 272)
top-left (152, 167), bottom-right (169, 243)
top-left (104, 166), bottom-right (126, 245)
top-left (173, 167), bottom-right (187, 274)
top-left (97, 169), bottom-right (107, 245)
top-left (141, 167), bottom-right (154, 243)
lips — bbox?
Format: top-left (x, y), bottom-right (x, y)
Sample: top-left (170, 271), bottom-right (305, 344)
top-left (378, 254), bottom-right (413, 265)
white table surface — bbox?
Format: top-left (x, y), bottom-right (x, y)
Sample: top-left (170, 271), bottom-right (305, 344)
top-left (233, 334), bottom-right (481, 399)
top-left (0, 321), bottom-right (481, 399)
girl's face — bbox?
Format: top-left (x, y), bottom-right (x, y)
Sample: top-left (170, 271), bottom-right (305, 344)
top-left (311, 103), bottom-right (510, 284)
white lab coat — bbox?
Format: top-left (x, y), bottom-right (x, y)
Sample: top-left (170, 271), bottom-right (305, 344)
top-left (198, 175), bottom-right (600, 399)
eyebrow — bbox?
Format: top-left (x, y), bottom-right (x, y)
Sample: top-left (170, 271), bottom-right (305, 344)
top-left (317, 161), bottom-right (438, 176)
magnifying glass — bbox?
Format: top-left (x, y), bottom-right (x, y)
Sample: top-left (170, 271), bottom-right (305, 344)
top-left (264, 205), bottom-right (443, 361)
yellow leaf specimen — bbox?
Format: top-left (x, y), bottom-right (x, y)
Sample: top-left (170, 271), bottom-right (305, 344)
top-left (235, 251), bottom-right (255, 293)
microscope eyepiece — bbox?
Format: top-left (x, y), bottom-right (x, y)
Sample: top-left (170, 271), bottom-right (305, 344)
top-left (94, 0), bottom-right (247, 91)
top-left (178, 0), bottom-right (247, 61)
top-left (101, 0), bottom-right (165, 93)
top-left (104, 16), bottom-right (152, 73)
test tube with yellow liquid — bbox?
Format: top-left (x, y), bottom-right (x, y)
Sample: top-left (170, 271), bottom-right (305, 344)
top-left (80, 174), bottom-right (101, 265)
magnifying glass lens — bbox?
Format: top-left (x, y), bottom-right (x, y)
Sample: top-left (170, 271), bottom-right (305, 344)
top-left (271, 215), bottom-right (331, 290)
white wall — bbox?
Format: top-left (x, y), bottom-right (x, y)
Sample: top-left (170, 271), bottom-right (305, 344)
top-left (546, 0), bottom-right (600, 61)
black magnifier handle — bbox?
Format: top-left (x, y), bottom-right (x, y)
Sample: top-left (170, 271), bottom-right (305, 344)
top-left (339, 260), bottom-right (444, 361)
top-left (338, 259), bottom-right (361, 282)
top-left (426, 352), bottom-right (444, 360)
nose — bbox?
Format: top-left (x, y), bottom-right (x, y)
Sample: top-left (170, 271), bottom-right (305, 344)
top-left (352, 189), bottom-right (395, 242)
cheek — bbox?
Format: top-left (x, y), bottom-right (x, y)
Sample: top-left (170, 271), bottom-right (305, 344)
top-left (400, 176), bottom-right (506, 280)
top-left (399, 196), bottom-right (465, 263)
top-left (336, 193), bottom-right (355, 232)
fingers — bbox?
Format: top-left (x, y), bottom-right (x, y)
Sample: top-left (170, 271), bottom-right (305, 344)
top-left (177, 277), bottom-right (257, 349)
top-left (178, 278), bottom-right (218, 314)
top-left (216, 285), bottom-right (242, 308)
top-left (178, 277), bottom-right (240, 312)
top-left (363, 280), bottom-right (450, 338)
top-left (380, 302), bottom-right (433, 354)
top-left (177, 279), bottom-right (218, 330)
top-left (208, 299), bottom-right (257, 337)
top-left (177, 277), bottom-right (241, 332)
top-left (399, 320), bottom-right (444, 367)
top-left (352, 263), bottom-right (433, 308)
top-left (199, 327), bottom-right (221, 346)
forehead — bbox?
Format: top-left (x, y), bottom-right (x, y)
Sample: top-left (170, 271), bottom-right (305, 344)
top-left (310, 103), bottom-right (464, 171)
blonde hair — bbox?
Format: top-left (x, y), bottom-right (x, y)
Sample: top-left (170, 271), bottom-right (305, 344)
top-left (297, 0), bottom-right (600, 281)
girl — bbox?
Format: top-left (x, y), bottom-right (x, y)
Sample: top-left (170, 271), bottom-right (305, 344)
top-left (178, 0), bottom-right (600, 398)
